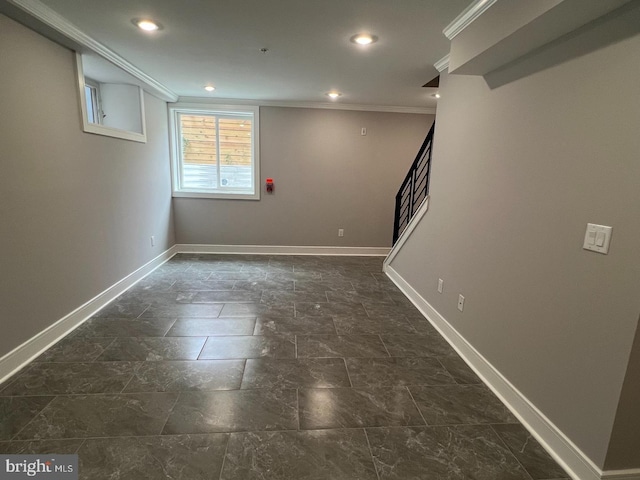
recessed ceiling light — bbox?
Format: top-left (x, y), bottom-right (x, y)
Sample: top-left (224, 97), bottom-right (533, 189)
top-left (326, 92), bottom-right (342, 100)
top-left (204, 85), bottom-right (216, 92)
top-left (350, 33), bottom-right (378, 45)
top-left (431, 93), bottom-right (441, 99)
top-left (132, 18), bottom-right (162, 32)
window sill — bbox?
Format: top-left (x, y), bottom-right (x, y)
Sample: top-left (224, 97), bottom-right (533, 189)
top-left (83, 123), bottom-right (147, 143)
top-left (172, 191), bottom-right (260, 201)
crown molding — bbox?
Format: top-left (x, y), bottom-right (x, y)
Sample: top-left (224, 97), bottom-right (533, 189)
top-left (443, 0), bottom-right (498, 40)
top-left (434, 54), bottom-right (450, 73)
top-left (175, 97), bottom-right (436, 115)
top-left (7, 0), bottom-right (178, 102)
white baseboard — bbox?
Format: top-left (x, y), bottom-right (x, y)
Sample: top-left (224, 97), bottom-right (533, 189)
top-left (175, 244), bottom-right (390, 256)
top-left (385, 264), bottom-right (611, 480)
top-left (602, 469), bottom-right (640, 480)
top-left (0, 243), bottom-right (386, 385)
top-left (2, 242), bottom-right (637, 479)
top-left (0, 245), bottom-right (178, 385)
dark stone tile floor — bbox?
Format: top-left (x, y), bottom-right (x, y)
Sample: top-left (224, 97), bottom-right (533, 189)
top-left (0, 254), bottom-right (570, 479)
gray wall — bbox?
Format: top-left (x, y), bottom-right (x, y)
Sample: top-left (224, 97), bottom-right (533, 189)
top-left (389, 32), bottom-right (640, 468)
top-left (174, 107), bottom-right (433, 247)
top-left (0, 14), bottom-right (175, 359)
top-left (100, 83), bottom-right (144, 133)
top-left (604, 317), bottom-right (640, 470)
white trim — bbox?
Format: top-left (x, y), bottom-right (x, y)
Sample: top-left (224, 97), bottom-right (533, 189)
top-left (6, 0), bottom-right (437, 111)
top-left (7, 0), bottom-right (178, 102)
top-left (175, 244), bottom-right (390, 256)
top-left (434, 55), bottom-right (450, 73)
top-left (383, 264), bottom-right (607, 480)
top-left (171, 191), bottom-right (260, 201)
top-left (75, 53), bottom-right (147, 143)
top-left (601, 468), bottom-right (640, 480)
top-left (168, 103), bottom-right (260, 200)
top-left (1, 234), bottom-right (636, 478)
top-left (601, 470), bottom-right (640, 480)
top-left (384, 196), bottom-right (430, 270)
top-left (175, 97), bottom-right (436, 115)
top-left (0, 245), bottom-right (178, 385)
top-left (0, 243), bottom-right (387, 386)
top-left (443, 0), bottom-right (499, 40)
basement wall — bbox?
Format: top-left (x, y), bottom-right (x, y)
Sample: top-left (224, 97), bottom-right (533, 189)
top-left (389, 30), bottom-right (640, 469)
top-left (173, 107), bottom-right (433, 248)
top-left (0, 14), bottom-right (175, 360)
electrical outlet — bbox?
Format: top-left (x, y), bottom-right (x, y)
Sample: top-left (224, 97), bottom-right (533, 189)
top-left (438, 278), bottom-right (444, 293)
top-left (457, 294), bottom-right (465, 312)
top-left (338, 229), bottom-right (344, 237)
top-left (150, 236), bottom-right (155, 247)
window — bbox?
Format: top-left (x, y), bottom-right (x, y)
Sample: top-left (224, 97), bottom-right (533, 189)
top-left (169, 104), bottom-right (260, 199)
top-left (84, 78), bottom-right (101, 124)
top-left (75, 52), bottom-right (147, 143)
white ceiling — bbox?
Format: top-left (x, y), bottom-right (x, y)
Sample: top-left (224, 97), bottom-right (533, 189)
top-left (39, 0), bottom-right (470, 108)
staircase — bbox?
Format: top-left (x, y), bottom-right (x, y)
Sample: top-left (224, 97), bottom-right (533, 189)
top-left (392, 122), bottom-right (435, 244)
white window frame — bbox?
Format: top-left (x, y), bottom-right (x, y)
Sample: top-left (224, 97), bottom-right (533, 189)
top-left (84, 78), bottom-right (102, 124)
top-left (74, 53), bottom-right (147, 143)
top-left (169, 103), bottom-right (260, 200)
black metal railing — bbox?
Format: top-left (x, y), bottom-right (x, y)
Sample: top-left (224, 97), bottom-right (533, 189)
top-left (392, 122), bottom-right (435, 244)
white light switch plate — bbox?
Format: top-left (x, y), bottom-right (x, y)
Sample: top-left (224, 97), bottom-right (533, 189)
top-left (583, 223), bottom-right (612, 254)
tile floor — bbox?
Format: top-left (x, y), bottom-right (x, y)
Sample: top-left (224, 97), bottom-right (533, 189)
top-left (0, 254), bottom-right (571, 479)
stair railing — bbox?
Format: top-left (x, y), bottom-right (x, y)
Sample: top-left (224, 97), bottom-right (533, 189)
top-left (392, 122), bottom-right (435, 244)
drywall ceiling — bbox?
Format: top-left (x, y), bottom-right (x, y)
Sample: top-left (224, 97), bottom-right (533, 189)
top-left (36, 0), bottom-right (470, 108)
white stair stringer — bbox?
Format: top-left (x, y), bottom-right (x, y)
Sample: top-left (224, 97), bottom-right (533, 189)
top-left (384, 195), bottom-right (430, 270)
